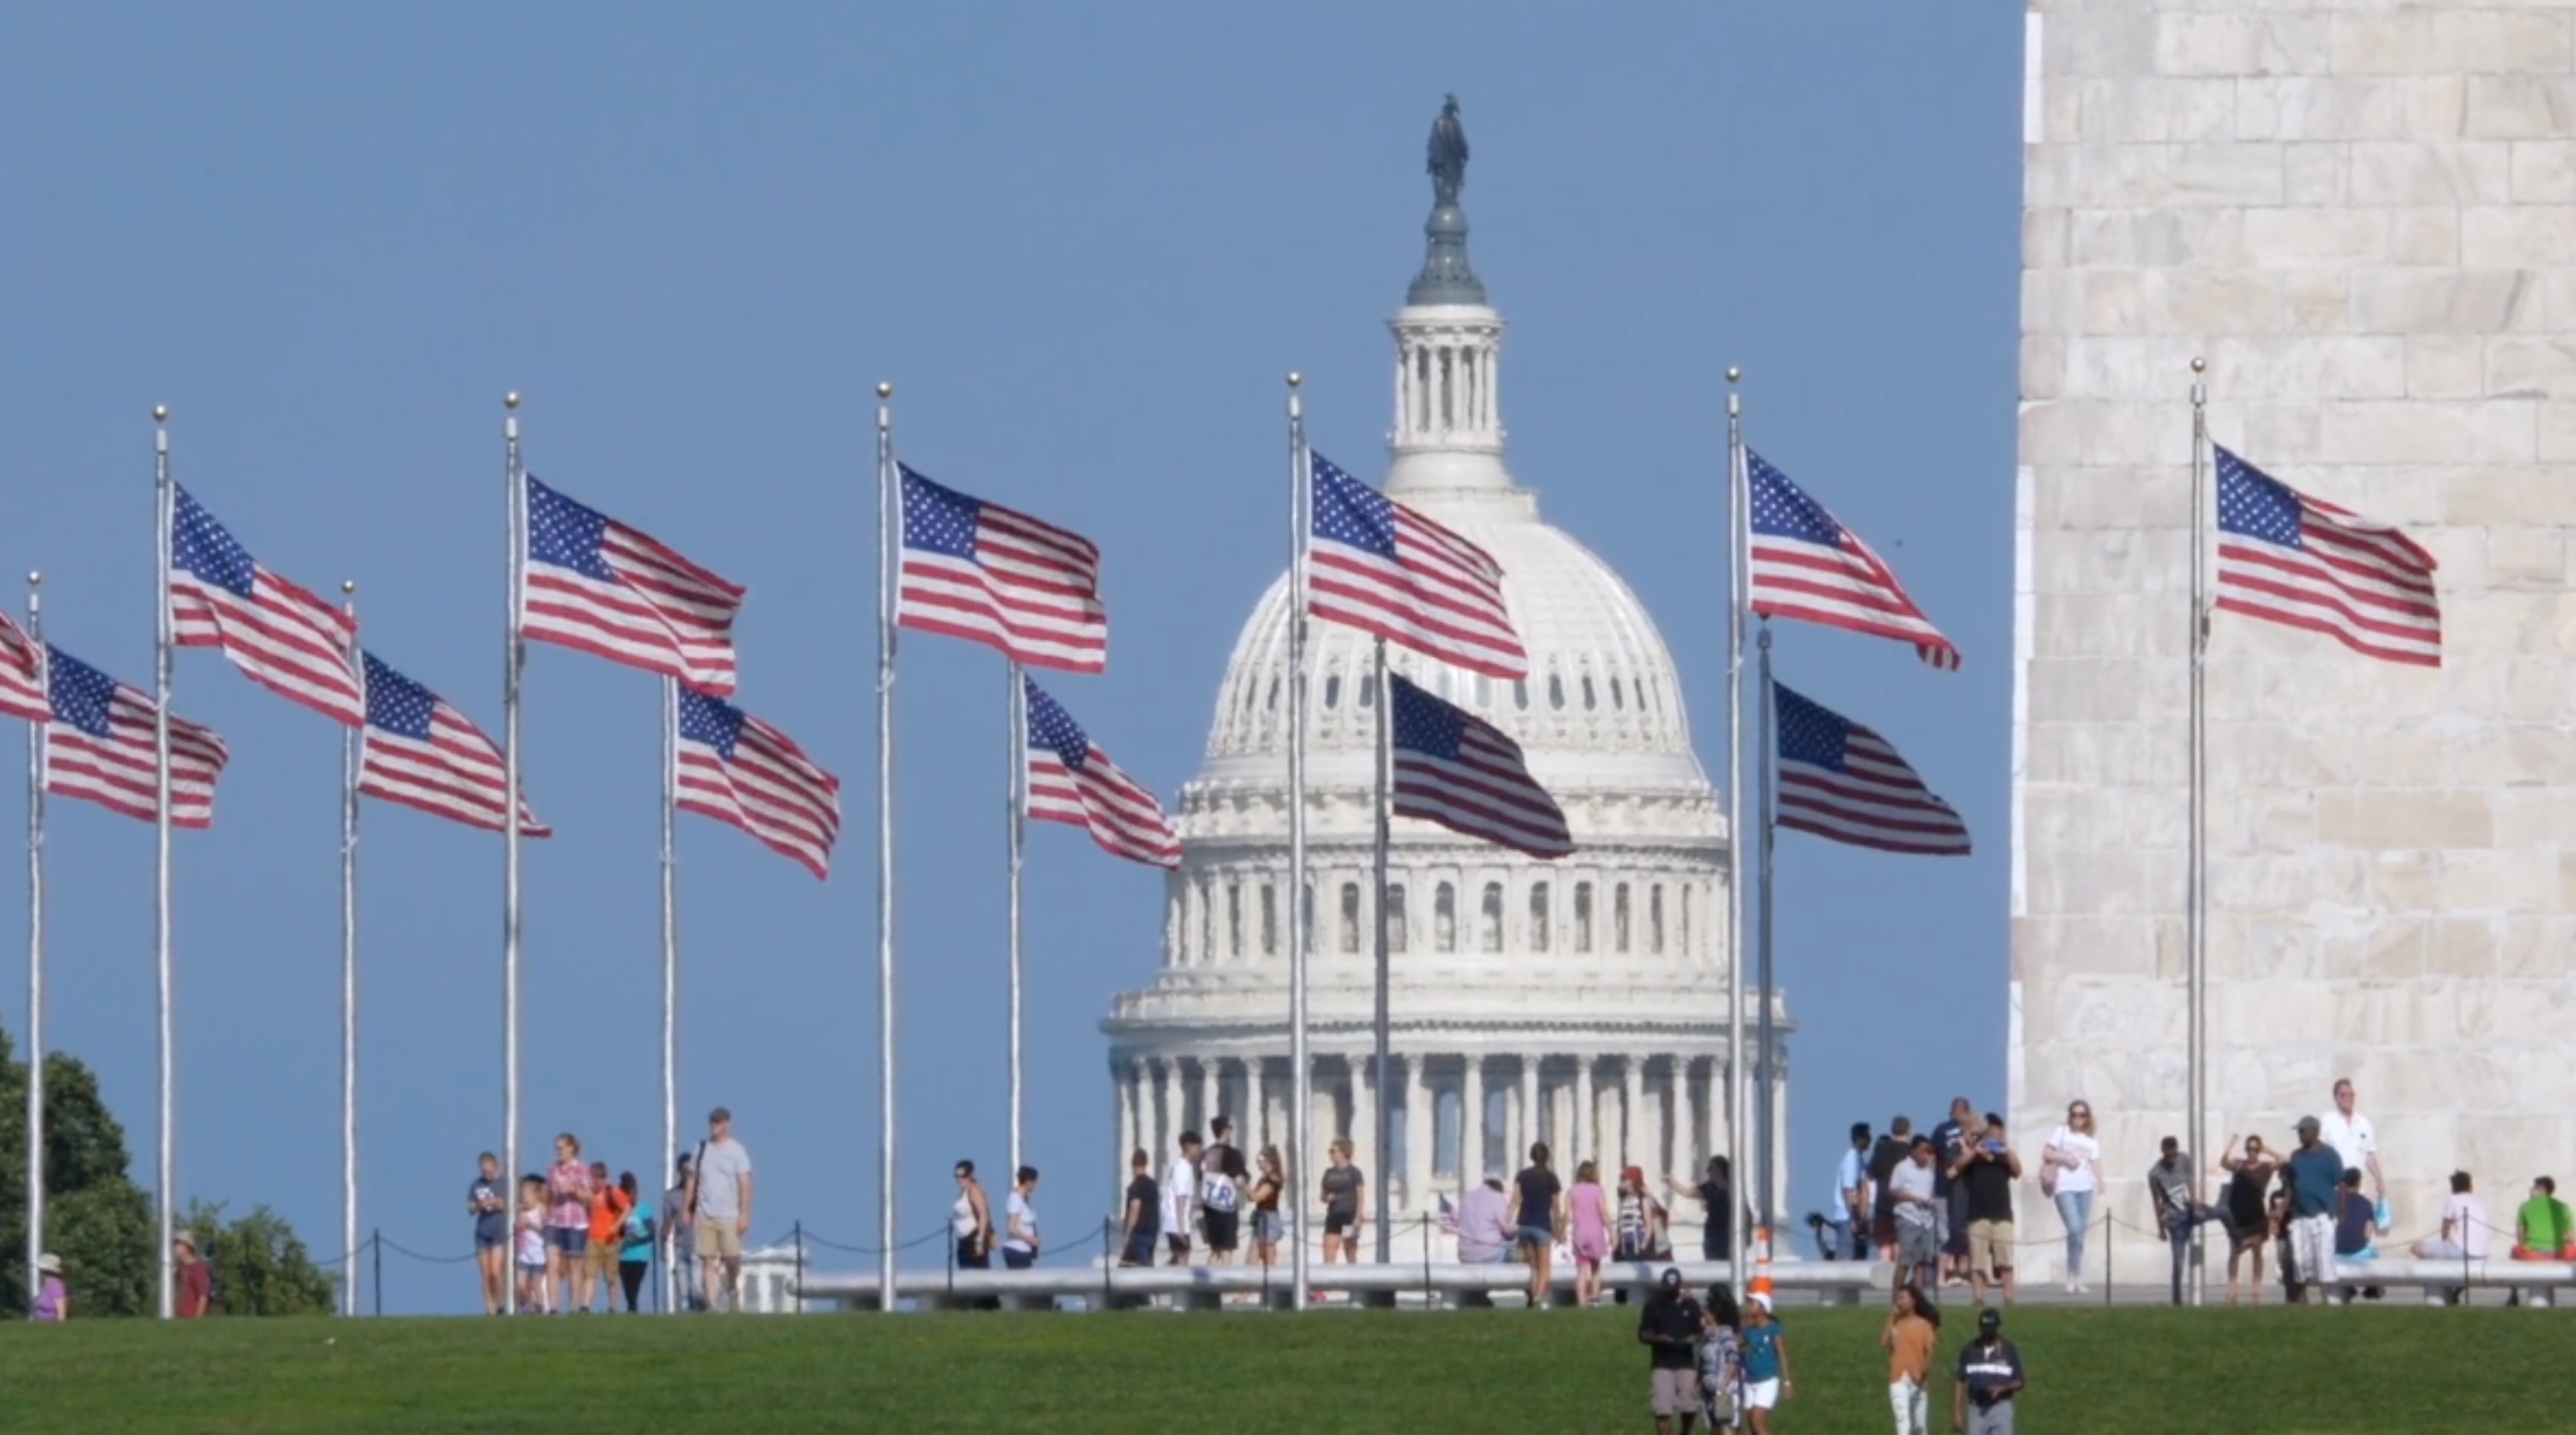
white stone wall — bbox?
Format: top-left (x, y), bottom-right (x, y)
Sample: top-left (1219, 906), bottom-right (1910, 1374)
top-left (2015, 0), bottom-right (2576, 1284)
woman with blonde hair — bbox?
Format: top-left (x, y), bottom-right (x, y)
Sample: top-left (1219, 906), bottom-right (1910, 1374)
top-left (2040, 1100), bottom-right (2101, 1293)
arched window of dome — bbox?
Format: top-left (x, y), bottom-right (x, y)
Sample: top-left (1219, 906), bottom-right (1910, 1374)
top-left (1259, 884), bottom-right (1279, 957)
top-left (1548, 673), bottom-right (1565, 710)
top-left (1323, 672), bottom-right (1342, 710)
top-left (1338, 882), bottom-right (1360, 954)
top-left (1581, 675), bottom-right (1597, 711)
top-left (1303, 883), bottom-right (1317, 949)
top-left (1679, 884), bottom-right (1692, 957)
top-left (1650, 885), bottom-right (1666, 955)
top-left (1359, 674), bottom-right (1376, 708)
top-left (1573, 882), bottom-right (1595, 954)
top-left (1479, 882), bottom-right (1503, 952)
top-left (1513, 680), bottom-right (1529, 711)
top-left (1473, 674), bottom-right (1493, 709)
top-left (1614, 883), bottom-right (1632, 954)
top-left (1434, 882), bottom-right (1458, 952)
top-left (1528, 881), bottom-right (1551, 954)
top-left (1385, 883), bottom-right (1408, 953)
top-left (1227, 883), bottom-right (1244, 959)
top-left (1609, 677), bottom-right (1625, 711)
top-left (1264, 676), bottom-right (1280, 714)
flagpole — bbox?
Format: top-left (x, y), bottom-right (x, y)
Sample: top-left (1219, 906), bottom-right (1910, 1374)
top-left (152, 404), bottom-right (176, 1320)
top-left (1722, 368), bottom-right (1748, 1283)
top-left (1285, 371), bottom-right (1311, 1311)
top-left (875, 380), bottom-right (900, 1314)
top-left (340, 581), bottom-right (361, 1317)
top-left (1006, 661), bottom-right (1026, 1178)
top-left (501, 392), bottom-right (526, 1316)
top-left (1369, 635), bottom-right (1391, 1265)
top-left (1753, 619), bottom-right (1776, 1232)
top-left (23, 571), bottom-right (45, 1308)
top-left (661, 673), bottom-right (679, 1254)
top-left (2186, 356), bottom-right (2210, 1307)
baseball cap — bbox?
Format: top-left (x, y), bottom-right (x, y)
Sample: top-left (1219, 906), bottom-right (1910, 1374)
top-left (1749, 1291), bottom-right (1773, 1313)
top-left (1977, 1307), bottom-right (2002, 1333)
top-left (2295, 1115), bottom-right (2320, 1135)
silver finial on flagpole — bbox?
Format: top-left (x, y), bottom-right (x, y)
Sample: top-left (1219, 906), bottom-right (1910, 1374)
top-left (2190, 356), bottom-right (2206, 374)
top-left (1727, 366), bottom-right (1741, 384)
top-left (504, 392), bottom-right (521, 410)
top-left (342, 580), bottom-right (357, 596)
top-left (1287, 371), bottom-right (1302, 388)
top-left (153, 405), bottom-right (168, 423)
top-left (876, 381), bottom-right (893, 399)
top-left (25, 571), bottom-right (37, 588)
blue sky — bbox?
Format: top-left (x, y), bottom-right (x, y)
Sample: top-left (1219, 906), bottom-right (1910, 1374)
top-left (0, 4), bottom-right (2021, 1309)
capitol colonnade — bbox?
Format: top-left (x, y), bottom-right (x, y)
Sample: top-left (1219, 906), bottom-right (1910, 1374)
top-left (1113, 1049), bottom-right (1784, 1218)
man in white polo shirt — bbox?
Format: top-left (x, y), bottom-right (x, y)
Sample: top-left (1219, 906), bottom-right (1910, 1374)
top-left (2318, 1078), bottom-right (2384, 1201)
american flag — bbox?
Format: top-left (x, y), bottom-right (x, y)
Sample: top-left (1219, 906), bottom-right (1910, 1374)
top-left (1307, 452), bottom-right (1528, 681)
top-left (1022, 675), bottom-right (1180, 869)
top-left (1389, 673), bottom-right (1570, 859)
top-left (898, 465), bottom-right (1108, 674)
top-left (169, 487), bottom-right (364, 725)
top-left (2214, 446), bottom-right (2441, 667)
top-left (1746, 451), bottom-right (1960, 670)
top-left (675, 687), bottom-right (841, 878)
top-left (0, 610), bottom-right (44, 723)
top-left (41, 645), bottom-right (229, 827)
top-left (522, 476), bottom-right (745, 696)
top-left (1772, 681), bottom-right (1969, 856)
top-left (359, 651), bottom-right (550, 836)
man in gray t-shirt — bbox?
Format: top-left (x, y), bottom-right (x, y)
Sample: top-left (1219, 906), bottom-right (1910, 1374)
top-left (684, 1107), bottom-right (756, 1312)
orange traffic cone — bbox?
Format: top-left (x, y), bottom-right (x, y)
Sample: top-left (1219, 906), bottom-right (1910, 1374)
top-left (1749, 1225), bottom-right (1774, 1299)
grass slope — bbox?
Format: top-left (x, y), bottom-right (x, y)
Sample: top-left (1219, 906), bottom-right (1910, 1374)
top-left (0, 1304), bottom-right (2561, 1434)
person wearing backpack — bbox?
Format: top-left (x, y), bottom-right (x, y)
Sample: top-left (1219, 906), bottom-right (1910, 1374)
top-left (1201, 1143), bottom-right (1246, 1265)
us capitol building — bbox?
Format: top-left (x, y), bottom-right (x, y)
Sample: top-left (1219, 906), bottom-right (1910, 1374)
top-left (1103, 106), bottom-right (1782, 1238)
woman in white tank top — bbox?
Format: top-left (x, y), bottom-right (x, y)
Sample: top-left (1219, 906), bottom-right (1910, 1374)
top-left (951, 1160), bottom-right (993, 1270)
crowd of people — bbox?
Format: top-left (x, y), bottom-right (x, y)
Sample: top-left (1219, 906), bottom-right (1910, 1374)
top-left (1820, 1077), bottom-right (2576, 1309)
top-left (469, 1106), bottom-right (755, 1315)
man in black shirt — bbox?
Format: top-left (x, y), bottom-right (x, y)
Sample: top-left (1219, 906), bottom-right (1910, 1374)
top-left (1930, 1096), bottom-right (1975, 1284)
top-left (1666, 1156), bottom-right (1734, 1262)
top-left (1118, 1148), bottom-right (1158, 1267)
top-left (1950, 1111), bottom-right (2022, 1307)
top-left (1953, 1307), bottom-right (2025, 1435)
top-left (1637, 1267), bottom-right (1704, 1435)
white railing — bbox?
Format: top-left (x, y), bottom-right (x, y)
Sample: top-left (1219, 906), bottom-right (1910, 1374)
top-left (793, 1258), bottom-right (1879, 1312)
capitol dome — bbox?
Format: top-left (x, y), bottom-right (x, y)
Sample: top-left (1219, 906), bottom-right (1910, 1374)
top-left (1103, 108), bottom-right (1786, 1244)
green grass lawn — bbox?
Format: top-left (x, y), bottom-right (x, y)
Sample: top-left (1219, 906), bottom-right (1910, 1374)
top-left (0, 1303), bottom-right (2561, 1434)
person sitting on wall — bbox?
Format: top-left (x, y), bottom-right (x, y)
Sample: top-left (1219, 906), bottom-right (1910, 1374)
top-left (2511, 1176), bottom-right (2575, 1261)
top-left (2331, 1168), bottom-right (2387, 1304)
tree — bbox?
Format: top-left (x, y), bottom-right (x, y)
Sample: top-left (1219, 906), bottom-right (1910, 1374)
top-left (0, 1028), bottom-right (155, 1316)
top-left (181, 1199), bottom-right (338, 1315)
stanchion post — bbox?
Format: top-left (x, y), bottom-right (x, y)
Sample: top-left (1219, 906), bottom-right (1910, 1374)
top-left (795, 1221), bottom-right (807, 1315)
top-left (372, 1229), bottom-right (383, 1317)
top-left (1102, 1216), bottom-right (1114, 1312)
top-left (2105, 1213), bottom-right (2113, 1306)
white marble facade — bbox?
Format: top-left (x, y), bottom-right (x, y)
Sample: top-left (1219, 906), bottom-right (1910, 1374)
top-left (1105, 172), bottom-right (1788, 1243)
top-left (2015, 2), bottom-right (2576, 1283)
